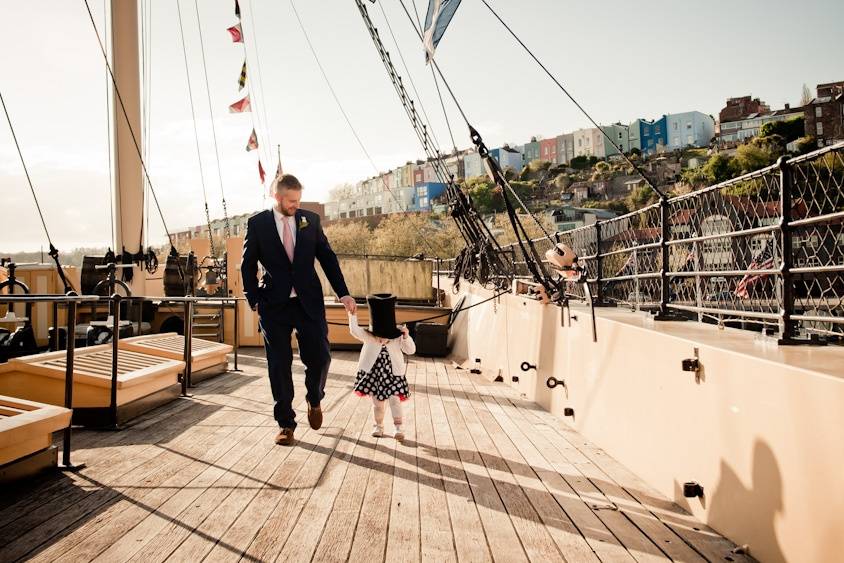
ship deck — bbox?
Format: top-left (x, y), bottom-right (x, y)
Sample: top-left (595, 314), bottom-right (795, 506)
top-left (0, 350), bottom-right (749, 562)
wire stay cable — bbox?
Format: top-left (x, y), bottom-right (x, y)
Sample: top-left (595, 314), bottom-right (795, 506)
top-left (176, 0), bottom-right (217, 258)
top-left (477, 0), bottom-right (664, 198)
top-left (289, 0), bottom-right (438, 255)
top-left (82, 0), bottom-right (177, 251)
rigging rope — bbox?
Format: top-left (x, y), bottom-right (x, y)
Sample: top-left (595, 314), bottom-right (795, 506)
top-left (176, 0), bottom-right (217, 259)
top-left (355, 0), bottom-right (512, 289)
top-left (0, 90), bottom-right (75, 293)
top-left (477, 0), bottom-right (664, 199)
top-left (103, 0), bottom-right (115, 249)
top-left (288, 0), bottom-right (438, 256)
top-left (325, 287), bottom-right (507, 326)
top-left (141, 0), bottom-right (153, 251)
top-left (82, 0), bottom-right (178, 256)
top-left (244, 0), bottom-right (275, 167)
top-left (390, 0), bottom-right (558, 286)
top-left (374, 0), bottom-right (442, 151)
top-left (192, 0), bottom-right (231, 240)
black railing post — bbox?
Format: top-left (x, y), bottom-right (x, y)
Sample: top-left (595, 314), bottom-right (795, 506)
top-left (51, 301), bottom-right (59, 351)
top-left (60, 296), bottom-right (83, 470)
top-left (183, 298), bottom-right (194, 391)
top-left (232, 298), bottom-right (241, 372)
top-left (655, 197), bottom-right (672, 319)
top-left (778, 156), bottom-right (798, 343)
top-left (110, 293), bottom-right (121, 428)
top-left (594, 222), bottom-right (604, 306)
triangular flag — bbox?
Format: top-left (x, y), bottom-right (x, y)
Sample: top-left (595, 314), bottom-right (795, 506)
top-left (246, 129), bottom-right (259, 152)
top-left (258, 160), bottom-right (266, 184)
top-left (227, 23), bottom-right (243, 43)
top-left (228, 94), bottom-right (251, 113)
top-left (238, 60), bottom-right (247, 90)
top-left (423, 0), bottom-right (462, 64)
top-left (235, 0), bottom-right (241, 19)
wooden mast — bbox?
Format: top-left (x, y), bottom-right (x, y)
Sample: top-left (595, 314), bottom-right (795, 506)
top-left (111, 0), bottom-right (145, 293)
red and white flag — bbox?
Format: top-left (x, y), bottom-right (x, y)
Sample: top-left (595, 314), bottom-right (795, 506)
top-left (246, 129), bottom-right (258, 152)
top-left (227, 23), bottom-right (243, 43)
top-left (258, 160), bottom-right (266, 184)
top-left (228, 94), bottom-right (251, 113)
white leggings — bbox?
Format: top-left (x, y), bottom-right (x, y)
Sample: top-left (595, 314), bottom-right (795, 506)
top-left (371, 396), bottom-right (403, 426)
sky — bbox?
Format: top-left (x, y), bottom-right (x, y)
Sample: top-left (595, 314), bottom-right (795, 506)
top-left (1, 0), bottom-right (842, 252)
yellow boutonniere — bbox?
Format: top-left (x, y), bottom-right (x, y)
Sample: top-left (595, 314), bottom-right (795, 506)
top-left (298, 216), bottom-right (309, 230)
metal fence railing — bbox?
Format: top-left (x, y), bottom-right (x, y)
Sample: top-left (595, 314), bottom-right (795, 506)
top-left (446, 142), bottom-right (844, 343)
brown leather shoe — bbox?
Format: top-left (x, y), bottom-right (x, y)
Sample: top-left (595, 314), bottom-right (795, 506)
top-left (307, 404), bottom-right (323, 430)
top-left (275, 427), bottom-right (294, 446)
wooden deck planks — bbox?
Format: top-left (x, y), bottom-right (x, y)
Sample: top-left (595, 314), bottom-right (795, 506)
top-left (0, 351), bottom-right (750, 563)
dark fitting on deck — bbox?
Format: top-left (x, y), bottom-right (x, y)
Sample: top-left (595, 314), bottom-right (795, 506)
top-left (683, 481), bottom-right (704, 498)
top-left (546, 377), bottom-right (565, 390)
top-left (564, 408), bottom-right (575, 417)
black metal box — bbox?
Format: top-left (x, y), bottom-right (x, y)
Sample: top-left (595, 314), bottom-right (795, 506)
top-left (414, 322), bottom-right (449, 357)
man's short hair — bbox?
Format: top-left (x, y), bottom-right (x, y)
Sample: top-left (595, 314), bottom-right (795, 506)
top-left (273, 174), bottom-right (303, 192)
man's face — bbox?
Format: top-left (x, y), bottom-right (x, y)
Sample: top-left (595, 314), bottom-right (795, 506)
top-left (274, 187), bottom-right (302, 216)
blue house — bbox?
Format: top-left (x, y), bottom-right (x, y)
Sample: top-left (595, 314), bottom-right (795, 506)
top-left (630, 116), bottom-right (668, 155)
top-left (414, 182), bottom-right (447, 211)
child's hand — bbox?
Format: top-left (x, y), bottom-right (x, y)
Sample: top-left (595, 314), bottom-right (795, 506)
top-left (400, 325), bottom-right (409, 337)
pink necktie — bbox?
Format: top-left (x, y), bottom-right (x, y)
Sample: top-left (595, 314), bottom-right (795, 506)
top-left (283, 216), bottom-right (295, 262)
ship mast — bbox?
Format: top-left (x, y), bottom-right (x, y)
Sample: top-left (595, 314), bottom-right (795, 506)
top-left (110, 0), bottom-right (145, 292)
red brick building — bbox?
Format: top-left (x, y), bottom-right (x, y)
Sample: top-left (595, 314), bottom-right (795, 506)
top-left (718, 96), bottom-right (770, 124)
top-left (804, 81), bottom-right (844, 147)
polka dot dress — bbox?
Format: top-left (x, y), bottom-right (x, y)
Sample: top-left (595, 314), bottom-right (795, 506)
top-left (354, 345), bottom-right (411, 401)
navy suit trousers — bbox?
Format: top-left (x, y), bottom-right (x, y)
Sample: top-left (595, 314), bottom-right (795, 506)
top-left (258, 298), bottom-right (330, 429)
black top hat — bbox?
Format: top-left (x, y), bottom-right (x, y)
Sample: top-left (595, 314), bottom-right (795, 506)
top-left (366, 293), bottom-right (402, 339)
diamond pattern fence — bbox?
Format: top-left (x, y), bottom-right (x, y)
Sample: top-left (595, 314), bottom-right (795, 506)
top-left (479, 142), bottom-right (844, 342)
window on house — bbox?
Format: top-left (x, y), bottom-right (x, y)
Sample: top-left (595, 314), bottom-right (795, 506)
top-left (817, 122), bottom-right (824, 135)
top-left (816, 106), bottom-right (823, 118)
top-left (686, 122), bottom-right (692, 129)
top-left (673, 122), bottom-right (678, 130)
top-left (419, 197), bottom-right (429, 208)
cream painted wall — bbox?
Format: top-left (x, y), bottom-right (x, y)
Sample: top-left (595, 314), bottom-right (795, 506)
top-left (444, 279), bottom-right (844, 563)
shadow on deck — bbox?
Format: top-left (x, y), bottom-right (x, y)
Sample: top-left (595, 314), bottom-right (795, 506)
top-left (0, 349), bottom-right (752, 562)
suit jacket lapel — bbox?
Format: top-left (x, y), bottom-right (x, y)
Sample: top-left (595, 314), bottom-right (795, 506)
top-left (292, 210), bottom-right (303, 264)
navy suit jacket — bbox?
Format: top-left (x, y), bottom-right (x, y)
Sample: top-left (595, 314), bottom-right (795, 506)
top-left (241, 209), bottom-right (349, 320)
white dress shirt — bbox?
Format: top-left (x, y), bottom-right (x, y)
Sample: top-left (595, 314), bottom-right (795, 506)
top-left (272, 207), bottom-right (297, 297)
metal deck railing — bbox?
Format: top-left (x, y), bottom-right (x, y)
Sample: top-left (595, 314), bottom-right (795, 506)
top-left (443, 142), bottom-right (844, 343)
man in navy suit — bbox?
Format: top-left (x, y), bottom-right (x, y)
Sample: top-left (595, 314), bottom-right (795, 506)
top-left (241, 174), bottom-right (356, 446)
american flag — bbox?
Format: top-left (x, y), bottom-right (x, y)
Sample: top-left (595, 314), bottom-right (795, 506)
top-left (735, 238), bottom-right (776, 299)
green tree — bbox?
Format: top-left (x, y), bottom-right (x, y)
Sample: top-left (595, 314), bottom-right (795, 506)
top-left (626, 185), bottom-right (659, 209)
top-left (759, 117), bottom-right (805, 143)
top-left (582, 199), bottom-right (630, 214)
top-left (731, 143), bottom-right (775, 175)
top-left (464, 177), bottom-right (502, 214)
top-left (324, 221), bottom-right (373, 255)
top-left (800, 83), bottom-right (812, 106)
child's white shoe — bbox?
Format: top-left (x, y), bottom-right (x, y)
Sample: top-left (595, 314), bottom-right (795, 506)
top-left (394, 425), bottom-right (405, 442)
top-left (372, 424), bottom-right (384, 438)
